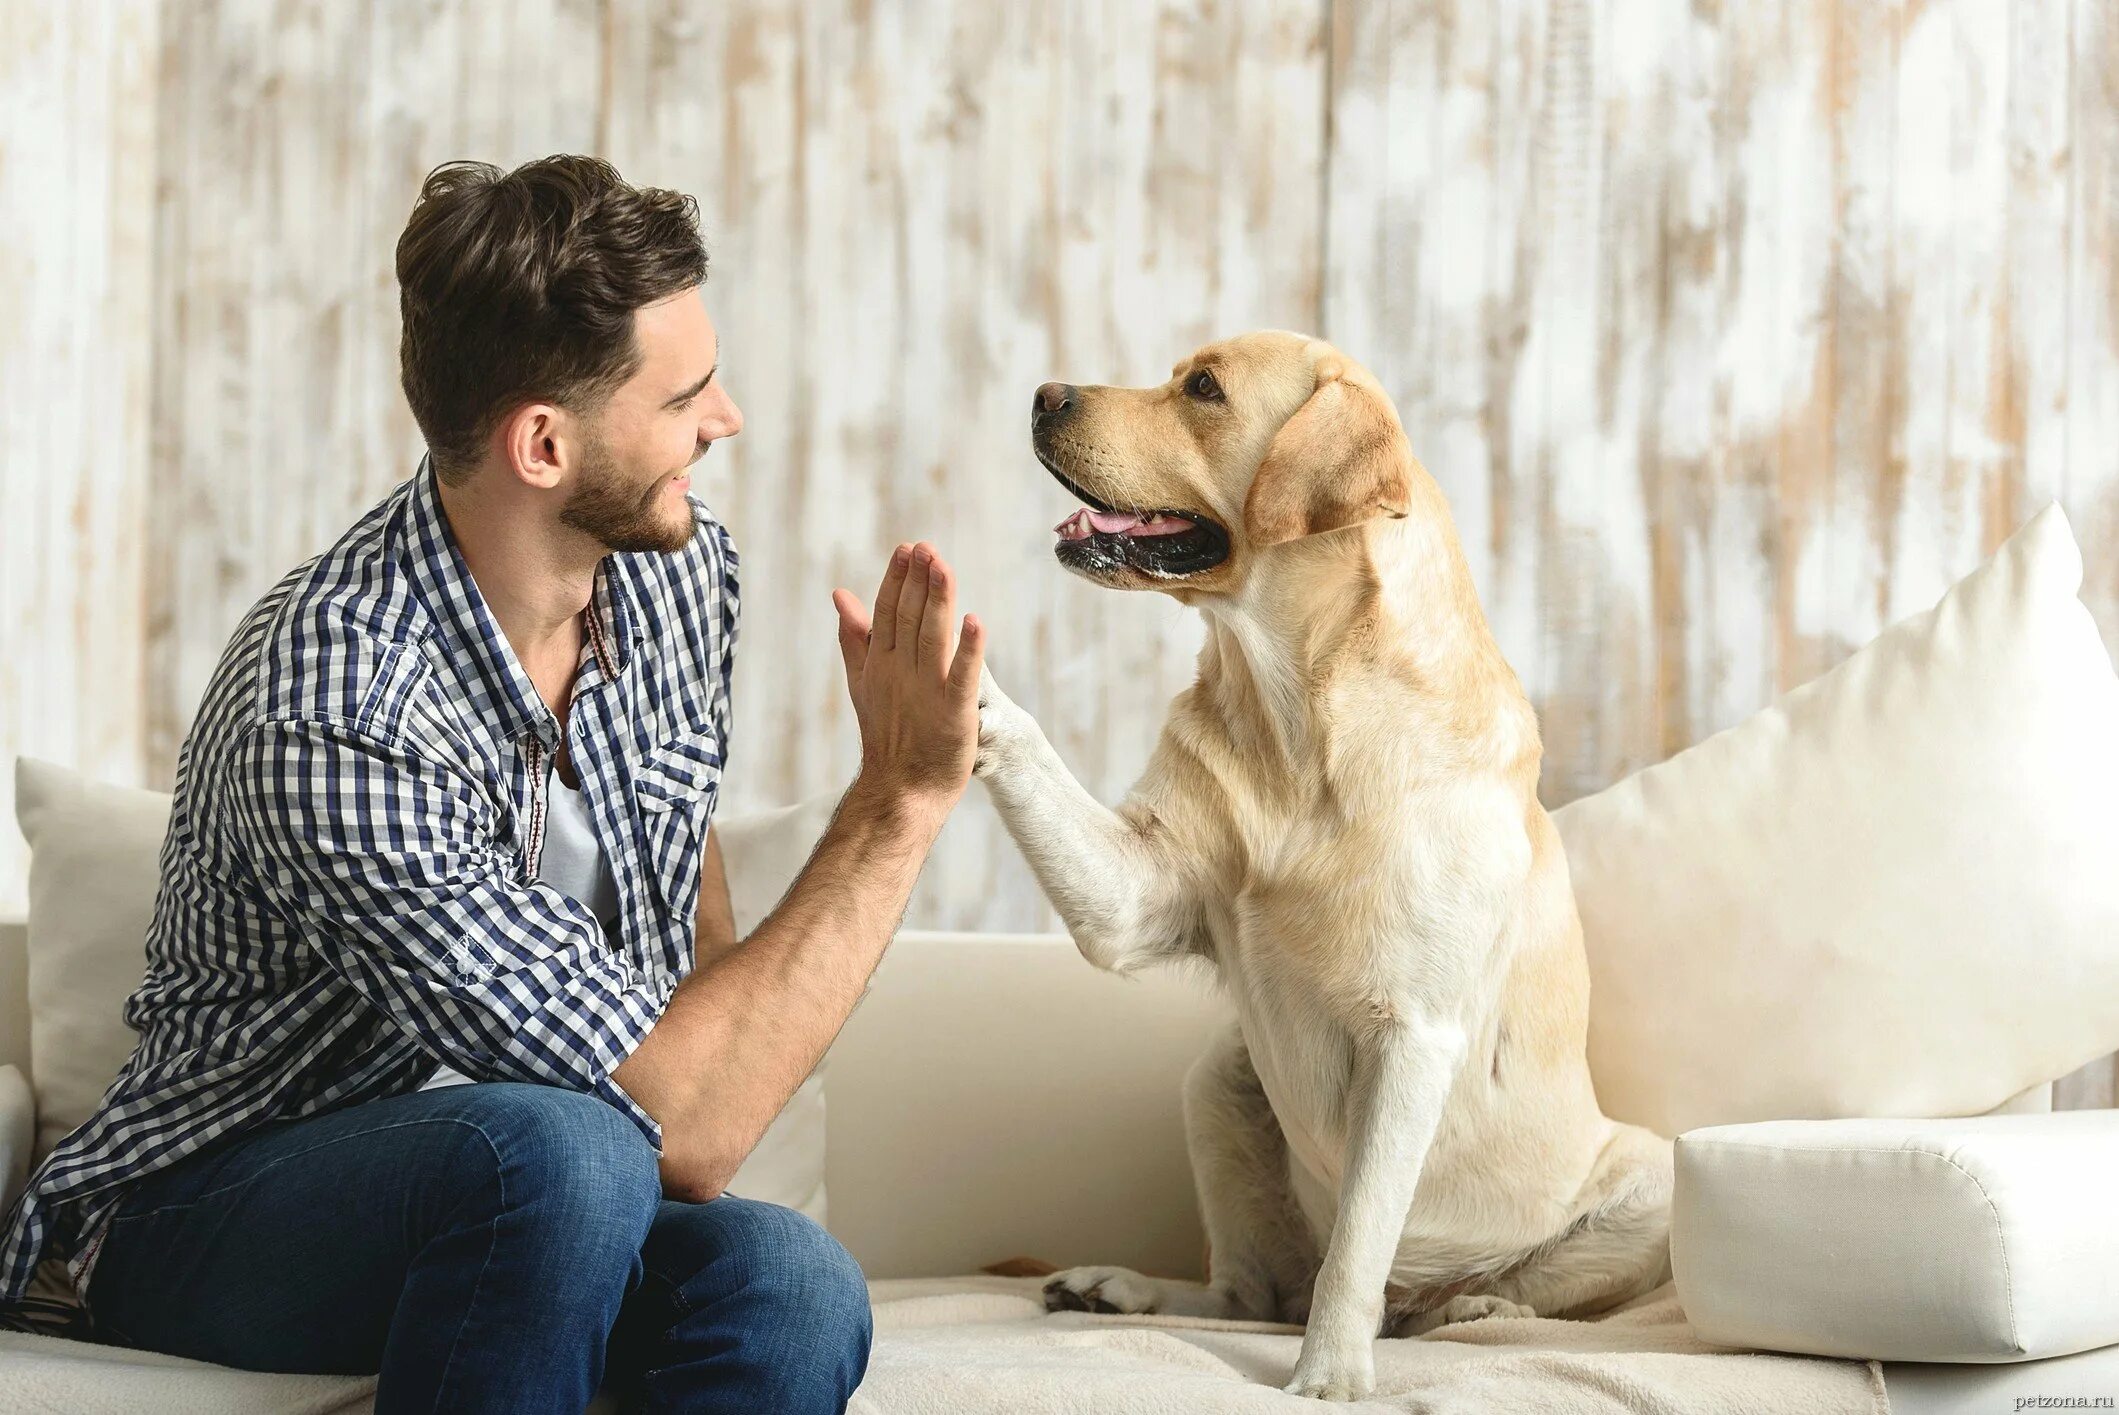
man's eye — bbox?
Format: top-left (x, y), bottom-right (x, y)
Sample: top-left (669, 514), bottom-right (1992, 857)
top-left (1186, 369), bottom-right (1223, 401)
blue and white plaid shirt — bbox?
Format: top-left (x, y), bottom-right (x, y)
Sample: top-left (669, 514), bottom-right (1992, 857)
top-left (0, 460), bottom-right (738, 1310)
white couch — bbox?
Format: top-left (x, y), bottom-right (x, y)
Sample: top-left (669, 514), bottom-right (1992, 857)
top-left (7, 506), bottom-right (2119, 1410)
top-left (7, 916), bottom-right (2119, 1414)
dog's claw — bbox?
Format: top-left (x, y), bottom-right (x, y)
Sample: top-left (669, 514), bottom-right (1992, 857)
top-left (1042, 1265), bottom-right (1162, 1316)
top-left (1042, 1280), bottom-right (1088, 1313)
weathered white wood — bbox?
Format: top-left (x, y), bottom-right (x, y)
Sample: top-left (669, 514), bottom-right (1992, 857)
top-left (2072, 0), bottom-right (2119, 658)
top-left (0, 0), bottom-right (159, 916)
top-left (5, 0), bottom-right (2118, 1095)
top-left (1817, 0), bottom-right (1899, 678)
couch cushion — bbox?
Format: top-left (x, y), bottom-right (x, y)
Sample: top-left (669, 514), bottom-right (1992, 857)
top-left (1552, 505), bottom-right (2119, 1137)
top-left (13, 761), bottom-right (168, 1164)
top-left (10, 758), bottom-right (831, 1218)
top-left (1673, 1110), bottom-right (2119, 1362)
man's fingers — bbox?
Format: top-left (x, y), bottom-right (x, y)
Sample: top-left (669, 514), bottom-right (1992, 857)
top-left (947, 614), bottom-right (986, 702)
top-left (872, 543), bottom-right (912, 651)
top-left (917, 555), bottom-right (955, 672)
top-left (832, 589), bottom-right (869, 690)
top-left (895, 543), bottom-right (934, 655)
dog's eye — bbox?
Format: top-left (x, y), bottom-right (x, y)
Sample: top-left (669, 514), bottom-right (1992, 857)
top-left (1186, 369), bottom-right (1223, 402)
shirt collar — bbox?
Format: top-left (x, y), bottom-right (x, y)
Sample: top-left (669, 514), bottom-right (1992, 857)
top-left (400, 456), bottom-right (633, 749)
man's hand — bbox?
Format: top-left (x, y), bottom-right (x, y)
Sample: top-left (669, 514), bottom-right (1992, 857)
top-left (830, 542), bottom-right (984, 823)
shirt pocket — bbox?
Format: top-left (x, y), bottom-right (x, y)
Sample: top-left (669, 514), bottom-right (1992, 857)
top-left (634, 729), bottom-right (723, 918)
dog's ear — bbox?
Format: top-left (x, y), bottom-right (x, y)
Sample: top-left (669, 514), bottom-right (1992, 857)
top-left (1242, 360), bottom-right (1413, 548)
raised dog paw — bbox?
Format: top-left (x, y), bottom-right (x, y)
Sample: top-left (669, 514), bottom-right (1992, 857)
top-left (1042, 1265), bottom-right (1163, 1315)
top-left (974, 665), bottom-right (1033, 776)
top-left (1435, 1293), bottom-right (1536, 1324)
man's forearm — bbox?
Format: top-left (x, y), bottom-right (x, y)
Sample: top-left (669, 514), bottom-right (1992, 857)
top-left (615, 776), bottom-right (943, 1198)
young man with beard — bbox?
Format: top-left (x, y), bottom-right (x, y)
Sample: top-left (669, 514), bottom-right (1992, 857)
top-left (0, 155), bottom-right (983, 1413)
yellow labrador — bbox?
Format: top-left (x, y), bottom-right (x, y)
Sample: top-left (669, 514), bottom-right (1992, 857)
top-left (974, 332), bottom-right (1673, 1401)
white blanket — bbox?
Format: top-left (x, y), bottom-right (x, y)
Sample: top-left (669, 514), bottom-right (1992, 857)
top-left (0, 1276), bottom-right (1886, 1414)
top-left (853, 1276), bottom-right (1889, 1415)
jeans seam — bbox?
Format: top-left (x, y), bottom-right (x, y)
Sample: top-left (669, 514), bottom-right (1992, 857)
top-left (110, 1117), bottom-right (501, 1226)
top-left (428, 1120), bottom-right (511, 1411)
top-left (629, 1266), bottom-right (694, 1397)
top-left (640, 1264), bottom-right (696, 1322)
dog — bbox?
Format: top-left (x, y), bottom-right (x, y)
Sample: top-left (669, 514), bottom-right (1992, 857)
top-left (972, 332), bottom-right (1675, 1401)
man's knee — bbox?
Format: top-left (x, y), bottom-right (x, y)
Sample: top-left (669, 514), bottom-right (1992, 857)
top-left (655, 1198), bottom-right (873, 1377)
top-left (741, 1204), bottom-right (871, 1340)
top-left (433, 1083), bottom-right (661, 1247)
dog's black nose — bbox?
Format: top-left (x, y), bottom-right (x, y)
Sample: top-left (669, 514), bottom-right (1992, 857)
top-left (1034, 382), bottom-right (1075, 417)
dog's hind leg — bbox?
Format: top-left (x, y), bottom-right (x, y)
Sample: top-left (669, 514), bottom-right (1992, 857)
top-left (1473, 1121), bottom-right (1674, 1323)
top-left (1044, 1023), bottom-right (1319, 1322)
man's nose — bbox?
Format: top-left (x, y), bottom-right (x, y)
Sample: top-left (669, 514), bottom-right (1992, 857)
top-left (1033, 382), bottom-right (1075, 419)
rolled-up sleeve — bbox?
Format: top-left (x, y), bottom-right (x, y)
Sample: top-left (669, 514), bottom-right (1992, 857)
top-left (226, 718), bottom-right (670, 1145)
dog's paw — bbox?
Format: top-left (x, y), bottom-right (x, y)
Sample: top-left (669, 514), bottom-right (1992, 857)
top-left (1435, 1293), bottom-right (1536, 1325)
top-left (1282, 1373), bottom-right (1369, 1403)
top-left (974, 665), bottom-right (1034, 776)
top-left (1283, 1343), bottom-right (1374, 1402)
top-left (1042, 1265), bottom-right (1163, 1316)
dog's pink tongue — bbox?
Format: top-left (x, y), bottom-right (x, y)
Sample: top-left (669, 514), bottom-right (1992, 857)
top-left (1053, 508), bottom-right (1196, 539)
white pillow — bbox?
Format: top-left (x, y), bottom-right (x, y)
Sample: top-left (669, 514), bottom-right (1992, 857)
top-left (11, 758), bottom-right (838, 1221)
top-left (1553, 505), bottom-right (2119, 1138)
top-left (13, 759), bottom-right (168, 1163)
top-left (1673, 1110), bottom-right (2119, 1362)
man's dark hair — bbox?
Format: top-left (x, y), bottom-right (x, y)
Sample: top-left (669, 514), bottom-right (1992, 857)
top-left (396, 155), bottom-right (708, 481)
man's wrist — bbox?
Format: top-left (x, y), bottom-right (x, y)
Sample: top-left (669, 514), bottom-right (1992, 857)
top-left (842, 770), bottom-right (955, 842)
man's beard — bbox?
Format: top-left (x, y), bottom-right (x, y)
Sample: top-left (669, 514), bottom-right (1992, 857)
top-left (559, 433), bottom-right (695, 554)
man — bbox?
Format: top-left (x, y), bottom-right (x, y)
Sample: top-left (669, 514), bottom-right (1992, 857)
top-left (0, 155), bottom-right (984, 1412)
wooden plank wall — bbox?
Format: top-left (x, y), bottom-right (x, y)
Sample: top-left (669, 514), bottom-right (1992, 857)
top-left (1, 0), bottom-right (160, 908)
top-left (4, 0), bottom-right (2116, 1099)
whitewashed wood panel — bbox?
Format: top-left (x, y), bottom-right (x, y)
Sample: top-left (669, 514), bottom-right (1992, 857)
top-left (0, 0), bottom-right (160, 916)
top-left (2073, 0), bottom-right (2119, 669)
top-left (3, 0), bottom-right (2116, 1098)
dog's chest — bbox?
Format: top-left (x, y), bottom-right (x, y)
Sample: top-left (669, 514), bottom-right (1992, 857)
top-left (1201, 800), bottom-right (1495, 1188)
top-left (1216, 943), bottom-right (1360, 1180)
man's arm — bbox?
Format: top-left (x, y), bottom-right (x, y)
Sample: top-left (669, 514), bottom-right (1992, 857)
top-left (615, 540), bottom-right (983, 1200)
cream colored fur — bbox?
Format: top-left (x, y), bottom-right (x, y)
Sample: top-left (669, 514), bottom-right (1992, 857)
top-left (976, 332), bottom-right (1674, 1401)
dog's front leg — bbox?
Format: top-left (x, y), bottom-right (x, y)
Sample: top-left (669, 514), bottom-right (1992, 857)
top-left (1286, 1019), bottom-right (1467, 1401)
top-left (975, 667), bottom-right (1195, 973)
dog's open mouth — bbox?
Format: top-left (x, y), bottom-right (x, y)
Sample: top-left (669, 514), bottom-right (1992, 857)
top-left (1038, 449), bottom-right (1229, 579)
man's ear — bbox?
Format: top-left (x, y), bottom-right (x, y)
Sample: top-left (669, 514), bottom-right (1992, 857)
top-left (1241, 361), bottom-right (1413, 548)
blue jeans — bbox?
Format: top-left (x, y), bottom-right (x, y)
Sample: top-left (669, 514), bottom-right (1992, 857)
top-left (85, 1082), bottom-right (871, 1413)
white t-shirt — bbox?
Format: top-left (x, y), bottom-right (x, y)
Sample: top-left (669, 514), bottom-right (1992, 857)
top-left (420, 768), bottom-right (619, 1091)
